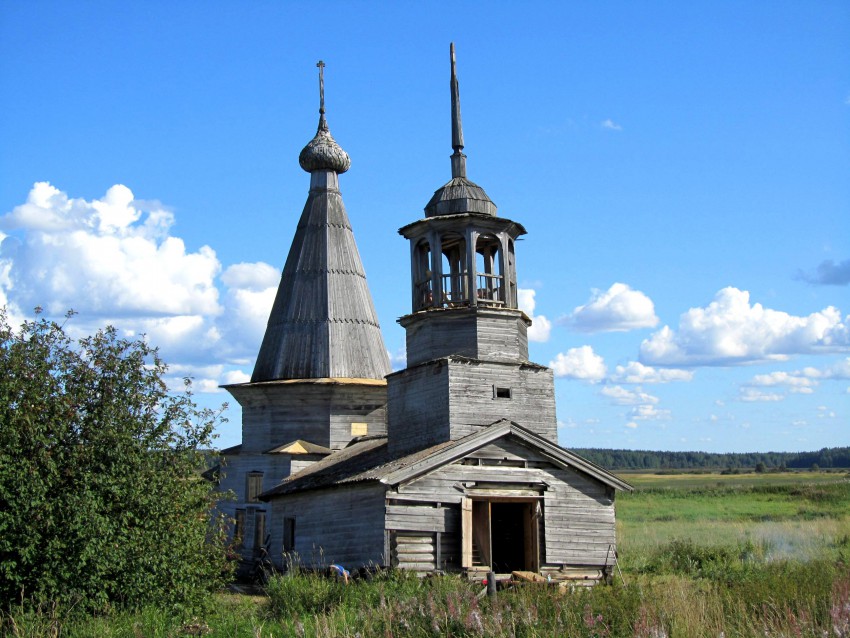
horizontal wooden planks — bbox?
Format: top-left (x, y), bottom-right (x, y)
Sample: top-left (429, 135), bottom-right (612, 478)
top-left (387, 362), bottom-right (450, 455)
top-left (386, 504), bottom-right (459, 533)
top-left (269, 483), bottom-right (387, 569)
top-left (447, 360), bottom-right (557, 442)
top-left (393, 532), bottom-right (436, 570)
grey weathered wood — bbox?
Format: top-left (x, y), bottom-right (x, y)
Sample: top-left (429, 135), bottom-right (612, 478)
top-left (268, 483), bottom-right (386, 570)
top-left (252, 77), bottom-right (389, 383)
top-left (226, 380), bottom-right (387, 453)
top-left (219, 49), bottom-right (629, 583)
top-left (401, 306), bottom-right (530, 367)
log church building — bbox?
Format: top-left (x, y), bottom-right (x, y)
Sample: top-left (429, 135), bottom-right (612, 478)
top-left (215, 45), bottom-right (631, 583)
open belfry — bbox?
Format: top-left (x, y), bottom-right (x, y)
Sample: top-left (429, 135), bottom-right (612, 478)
top-left (216, 45), bottom-right (631, 583)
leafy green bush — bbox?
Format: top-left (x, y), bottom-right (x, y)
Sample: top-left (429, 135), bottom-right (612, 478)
top-left (0, 309), bottom-right (232, 615)
top-left (640, 538), bottom-right (756, 577)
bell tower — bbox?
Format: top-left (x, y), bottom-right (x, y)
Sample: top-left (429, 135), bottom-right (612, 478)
top-left (387, 44), bottom-right (557, 455)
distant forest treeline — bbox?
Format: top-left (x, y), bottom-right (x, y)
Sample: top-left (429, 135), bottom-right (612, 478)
top-left (571, 446), bottom-right (850, 470)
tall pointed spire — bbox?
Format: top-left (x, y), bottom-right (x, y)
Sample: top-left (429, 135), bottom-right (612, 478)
top-left (424, 43), bottom-right (496, 217)
top-left (252, 61), bottom-right (389, 382)
top-left (450, 43), bottom-right (466, 179)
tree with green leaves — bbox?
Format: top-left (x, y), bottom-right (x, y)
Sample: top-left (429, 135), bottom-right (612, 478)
top-left (0, 309), bottom-right (233, 614)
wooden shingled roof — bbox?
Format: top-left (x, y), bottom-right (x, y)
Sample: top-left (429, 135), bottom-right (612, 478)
top-left (259, 421), bottom-right (633, 500)
top-left (251, 188), bottom-right (391, 381)
top-left (251, 87), bottom-right (391, 382)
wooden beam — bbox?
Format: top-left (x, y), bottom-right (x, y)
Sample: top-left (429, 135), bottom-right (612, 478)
top-left (461, 497), bottom-right (472, 568)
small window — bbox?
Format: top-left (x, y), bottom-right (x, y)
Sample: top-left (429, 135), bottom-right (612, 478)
top-left (351, 422), bottom-right (368, 436)
top-left (246, 472), bottom-right (264, 503)
top-left (254, 510), bottom-right (267, 550)
top-left (494, 386), bottom-right (512, 399)
top-left (234, 509), bottom-right (246, 547)
top-left (283, 517), bottom-right (296, 553)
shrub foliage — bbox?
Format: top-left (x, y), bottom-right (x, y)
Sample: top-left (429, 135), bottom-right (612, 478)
top-left (0, 309), bottom-right (231, 613)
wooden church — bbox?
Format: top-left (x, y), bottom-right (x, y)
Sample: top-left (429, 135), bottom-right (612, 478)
top-left (217, 46), bottom-right (631, 583)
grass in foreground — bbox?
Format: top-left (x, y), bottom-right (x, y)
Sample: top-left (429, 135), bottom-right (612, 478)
top-left (5, 564), bottom-right (849, 638)
top-left (5, 473), bottom-right (849, 637)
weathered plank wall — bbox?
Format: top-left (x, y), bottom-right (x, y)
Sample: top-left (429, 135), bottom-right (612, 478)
top-left (327, 385), bottom-right (388, 450)
top-left (230, 383), bottom-right (387, 453)
top-left (402, 308), bottom-right (529, 367)
top-left (216, 452), bottom-right (291, 552)
top-left (541, 464), bottom-right (616, 565)
top-left (385, 440), bottom-right (616, 571)
top-left (387, 362), bottom-right (451, 455)
top-left (387, 359), bottom-right (556, 455)
top-left (448, 360), bottom-right (557, 442)
top-left (268, 483), bottom-right (387, 570)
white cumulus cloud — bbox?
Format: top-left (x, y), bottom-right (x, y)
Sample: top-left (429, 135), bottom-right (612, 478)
top-left (217, 262), bottom-right (279, 361)
top-left (601, 119), bottom-right (622, 131)
top-left (517, 288), bottom-right (551, 342)
top-left (0, 182), bottom-right (221, 318)
top-left (629, 404), bottom-right (670, 420)
top-left (749, 371), bottom-right (818, 394)
top-left (600, 385), bottom-right (659, 406)
top-left (610, 361), bottom-right (693, 384)
top-left (640, 287), bottom-right (849, 366)
top-left (801, 357), bottom-right (850, 380)
top-left (567, 283), bottom-right (659, 333)
top-left (549, 345), bottom-right (607, 382)
top-left (388, 346), bottom-right (407, 371)
top-left (0, 183), bottom-right (280, 391)
top-left (739, 388), bottom-right (784, 402)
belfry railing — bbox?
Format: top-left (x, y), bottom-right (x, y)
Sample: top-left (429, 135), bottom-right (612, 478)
top-left (476, 273), bottom-right (504, 305)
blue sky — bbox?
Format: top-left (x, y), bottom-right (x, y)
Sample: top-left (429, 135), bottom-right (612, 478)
top-left (1, 1), bottom-right (848, 453)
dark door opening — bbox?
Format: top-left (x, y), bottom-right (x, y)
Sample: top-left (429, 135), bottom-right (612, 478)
top-left (462, 497), bottom-right (540, 573)
top-left (490, 502), bottom-right (528, 572)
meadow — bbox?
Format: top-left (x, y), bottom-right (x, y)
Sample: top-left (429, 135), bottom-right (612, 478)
top-left (5, 470), bottom-right (849, 637)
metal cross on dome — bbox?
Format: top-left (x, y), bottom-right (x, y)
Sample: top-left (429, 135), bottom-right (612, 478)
top-left (317, 60), bottom-right (325, 115)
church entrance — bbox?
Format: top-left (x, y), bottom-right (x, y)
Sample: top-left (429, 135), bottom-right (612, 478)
top-left (462, 497), bottom-right (540, 574)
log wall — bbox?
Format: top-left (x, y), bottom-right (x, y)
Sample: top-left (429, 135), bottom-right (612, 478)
top-left (268, 483), bottom-right (387, 570)
top-left (230, 383), bottom-right (387, 453)
top-left (385, 440), bottom-right (617, 572)
top-left (402, 308), bottom-right (529, 366)
top-left (387, 362), bottom-right (451, 455)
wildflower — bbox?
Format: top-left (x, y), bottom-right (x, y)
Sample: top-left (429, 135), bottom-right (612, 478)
top-left (465, 609), bottom-right (484, 633)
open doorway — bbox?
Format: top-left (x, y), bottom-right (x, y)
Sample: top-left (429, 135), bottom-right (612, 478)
top-left (491, 502), bottom-right (527, 572)
top-left (462, 498), bottom-right (540, 573)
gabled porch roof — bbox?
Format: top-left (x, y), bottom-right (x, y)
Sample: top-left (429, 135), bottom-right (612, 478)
top-left (259, 419), bottom-right (631, 500)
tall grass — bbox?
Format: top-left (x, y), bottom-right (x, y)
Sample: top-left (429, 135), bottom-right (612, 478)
top-left (259, 565), bottom-right (850, 638)
top-left (5, 557), bottom-right (848, 637)
top-left (5, 474), bottom-right (849, 637)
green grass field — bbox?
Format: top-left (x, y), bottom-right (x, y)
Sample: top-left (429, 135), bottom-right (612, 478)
top-left (5, 471), bottom-right (850, 637)
top-left (616, 471), bottom-right (850, 568)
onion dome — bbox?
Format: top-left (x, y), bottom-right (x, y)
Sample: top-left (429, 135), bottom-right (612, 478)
top-left (299, 61), bottom-right (351, 174)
